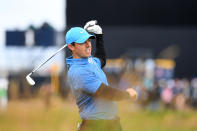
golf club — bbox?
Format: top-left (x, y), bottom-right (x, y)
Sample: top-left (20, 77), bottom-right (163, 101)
top-left (26, 20), bottom-right (97, 86)
top-left (26, 44), bottom-right (67, 85)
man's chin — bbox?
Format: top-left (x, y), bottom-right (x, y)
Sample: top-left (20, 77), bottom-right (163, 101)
top-left (86, 53), bottom-right (91, 57)
top-left (81, 54), bottom-right (91, 58)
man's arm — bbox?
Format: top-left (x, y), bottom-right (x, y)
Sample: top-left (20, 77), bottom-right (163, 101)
top-left (93, 83), bottom-right (138, 101)
top-left (94, 34), bottom-right (106, 68)
top-left (84, 21), bottom-right (106, 68)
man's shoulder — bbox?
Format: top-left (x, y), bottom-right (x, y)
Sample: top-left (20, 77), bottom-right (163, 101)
top-left (68, 65), bottom-right (89, 77)
top-left (92, 57), bottom-right (101, 67)
top-left (92, 57), bottom-right (99, 61)
top-left (68, 65), bottom-right (83, 73)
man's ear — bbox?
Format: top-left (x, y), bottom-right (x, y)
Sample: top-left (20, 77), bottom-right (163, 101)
top-left (68, 44), bottom-right (74, 51)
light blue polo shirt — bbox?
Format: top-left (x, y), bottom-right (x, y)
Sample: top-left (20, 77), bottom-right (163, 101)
top-left (66, 56), bottom-right (117, 120)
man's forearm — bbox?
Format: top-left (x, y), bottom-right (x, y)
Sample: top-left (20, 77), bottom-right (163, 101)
top-left (93, 83), bottom-right (130, 101)
top-left (94, 34), bottom-right (106, 68)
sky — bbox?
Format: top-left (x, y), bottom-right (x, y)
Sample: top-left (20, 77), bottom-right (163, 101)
top-left (0, 0), bottom-right (65, 46)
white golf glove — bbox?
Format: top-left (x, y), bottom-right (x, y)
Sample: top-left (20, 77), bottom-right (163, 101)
top-left (84, 20), bottom-right (102, 34)
top-left (126, 88), bottom-right (138, 101)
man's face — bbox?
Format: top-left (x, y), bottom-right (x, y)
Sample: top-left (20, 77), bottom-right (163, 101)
top-left (69, 39), bottom-right (92, 58)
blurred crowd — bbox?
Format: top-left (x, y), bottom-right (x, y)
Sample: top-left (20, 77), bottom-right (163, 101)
top-left (120, 76), bottom-right (197, 111)
top-left (1, 57), bottom-right (197, 111)
top-left (105, 58), bottom-right (197, 111)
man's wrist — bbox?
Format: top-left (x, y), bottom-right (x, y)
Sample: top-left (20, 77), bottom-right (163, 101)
top-left (96, 34), bottom-right (103, 40)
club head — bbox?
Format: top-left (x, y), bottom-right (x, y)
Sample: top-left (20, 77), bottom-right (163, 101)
top-left (26, 73), bottom-right (35, 86)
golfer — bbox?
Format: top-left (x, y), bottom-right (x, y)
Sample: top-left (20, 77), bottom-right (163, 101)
top-left (65, 20), bottom-right (138, 131)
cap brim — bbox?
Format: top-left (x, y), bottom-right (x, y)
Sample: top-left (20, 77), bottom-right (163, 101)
top-left (75, 34), bottom-right (95, 44)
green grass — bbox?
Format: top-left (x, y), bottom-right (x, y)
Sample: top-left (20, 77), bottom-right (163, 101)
top-left (118, 101), bottom-right (197, 131)
top-left (0, 97), bottom-right (197, 131)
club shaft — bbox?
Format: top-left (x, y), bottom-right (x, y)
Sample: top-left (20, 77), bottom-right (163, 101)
top-left (32, 44), bottom-right (67, 73)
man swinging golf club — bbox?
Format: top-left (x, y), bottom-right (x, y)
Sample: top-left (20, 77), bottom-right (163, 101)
top-left (65, 20), bottom-right (138, 131)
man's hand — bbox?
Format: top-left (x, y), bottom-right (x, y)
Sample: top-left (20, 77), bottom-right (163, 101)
top-left (126, 88), bottom-right (138, 101)
top-left (84, 20), bottom-right (97, 29)
top-left (84, 20), bottom-right (102, 34)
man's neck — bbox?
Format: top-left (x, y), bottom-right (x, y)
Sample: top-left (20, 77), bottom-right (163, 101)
top-left (72, 53), bottom-right (80, 59)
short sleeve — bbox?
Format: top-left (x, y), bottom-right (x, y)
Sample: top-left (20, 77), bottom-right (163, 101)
top-left (69, 67), bottom-right (102, 94)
